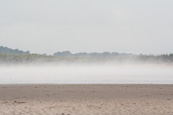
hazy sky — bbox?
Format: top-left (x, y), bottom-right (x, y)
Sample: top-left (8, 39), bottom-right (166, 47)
top-left (0, 0), bottom-right (173, 54)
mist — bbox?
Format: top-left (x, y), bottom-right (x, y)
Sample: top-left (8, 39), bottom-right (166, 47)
top-left (0, 63), bottom-right (173, 84)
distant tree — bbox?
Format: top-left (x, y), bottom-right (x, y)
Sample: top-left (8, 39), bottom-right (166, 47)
top-left (0, 46), bottom-right (30, 55)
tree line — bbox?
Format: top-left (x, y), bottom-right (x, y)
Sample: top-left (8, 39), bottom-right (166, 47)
top-left (0, 46), bottom-right (173, 64)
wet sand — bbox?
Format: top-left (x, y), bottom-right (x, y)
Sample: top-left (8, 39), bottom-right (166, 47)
top-left (0, 84), bottom-right (173, 115)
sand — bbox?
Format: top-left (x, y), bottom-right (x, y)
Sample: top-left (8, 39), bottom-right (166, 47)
top-left (0, 84), bottom-right (173, 115)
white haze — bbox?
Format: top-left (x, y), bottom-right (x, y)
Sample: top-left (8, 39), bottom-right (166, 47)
top-left (1, 0), bottom-right (173, 54)
top-left (0, 63), bottom-right (173, 84)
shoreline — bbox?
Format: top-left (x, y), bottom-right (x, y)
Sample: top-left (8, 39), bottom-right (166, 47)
top-left (0, 84), bottom-right (173, 114)
top-left (0, 82), bottom-right (173, 85)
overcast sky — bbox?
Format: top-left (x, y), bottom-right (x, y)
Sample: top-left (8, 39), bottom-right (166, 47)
top-left (0, 0), bottom-right (173, 54)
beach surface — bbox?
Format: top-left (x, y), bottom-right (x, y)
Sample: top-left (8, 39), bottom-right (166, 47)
top-left (0, 84), bottom-right (173, 115)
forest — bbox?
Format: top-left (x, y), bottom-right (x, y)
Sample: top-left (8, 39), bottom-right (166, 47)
top-left (0, 46), bottom-right (173, 64)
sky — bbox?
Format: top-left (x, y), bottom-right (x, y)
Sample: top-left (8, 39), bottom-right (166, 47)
top-left (0, 0), bottom-right (173, 55)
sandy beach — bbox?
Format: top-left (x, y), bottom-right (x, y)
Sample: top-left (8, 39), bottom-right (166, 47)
top-left (0, 84), bottom-right (173, 115)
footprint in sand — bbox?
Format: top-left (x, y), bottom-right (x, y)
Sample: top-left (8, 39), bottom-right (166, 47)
top-left (13, 101), bottom-right (26, 104)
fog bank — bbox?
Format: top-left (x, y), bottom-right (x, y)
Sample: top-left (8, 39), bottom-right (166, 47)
top-left (0, 64), bottom-right (173, 84)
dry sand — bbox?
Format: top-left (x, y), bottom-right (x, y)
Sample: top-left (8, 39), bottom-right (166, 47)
top-left (0, 84), bottom-right (173, 115)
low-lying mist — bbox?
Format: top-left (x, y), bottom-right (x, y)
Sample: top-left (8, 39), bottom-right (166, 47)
top-left (0, 63), bottom-right (173, 84)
